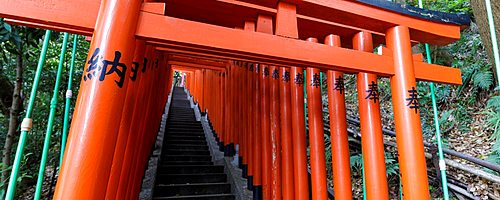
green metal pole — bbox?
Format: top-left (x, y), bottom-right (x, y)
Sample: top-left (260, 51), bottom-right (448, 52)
top-left (426, 45), bottom-right (450, 200)
top-left (5, 30), bottom-right (52, 200)
top-left (320, 71), bottom-right (323, 93)
top-left (34, 32), bottom-right (69, 200)
top-left (362, 163), bottom-right (366, 200)
top-left (399, 174), bottom-right (403, 200)
top-left (418, 1), bottom-right (450, 199)
top-left (484, 0), bottom-right (500, 86)
top-left (60, 35), bottom-right (78, 167)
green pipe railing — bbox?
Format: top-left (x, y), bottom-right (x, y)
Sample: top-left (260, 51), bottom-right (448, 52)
top-left (362, 164), bottom-right (367, 200)
top-left (426, 44), bottom-right (451, 200)
top-left (34, 32), bottom-right (69, 200)
top-left (320, 71), bottom-right (323, 93)
top-left (60, 35), bottom-right (78, 166)
top-left (5, 30), bottom-right (52, 200)
top-left (418, 1), bottom-right (450, 199)
top-left (484, 0), bottom-right (500, 87)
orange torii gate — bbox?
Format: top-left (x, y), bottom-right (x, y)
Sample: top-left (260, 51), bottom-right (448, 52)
top-left (0, 0), bottom-right (469, 199)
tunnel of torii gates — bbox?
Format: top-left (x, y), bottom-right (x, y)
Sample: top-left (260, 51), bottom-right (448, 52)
top-left (0, 0), bottom-right (472, 199)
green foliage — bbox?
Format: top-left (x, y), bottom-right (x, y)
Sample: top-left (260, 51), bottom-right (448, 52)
top-left (406, 0), bottom-right (472, 14)
top-left (323, 132), bottom-right (333, 178)
top-left (350, 153), bottom-right (363, 170)
top-left (0, 20), bottom-right (90, 198)
top-left (484, 109), bottom-right (500, 137)
top-left (450, 26), bottom-right (493, 92)
top-left (485, 91), bottom-right (500, 166)
top-left (438, 109), bottom-right (454, 129)
top-left (487, 149), bottom-right (500, 169)
top-left (473, 70), bottom-right (493, 90)
top-left (0, 19), bottom-right (45, 56)
top-left (487, 95), bottom-right (500, 111)
top-left (429, 185), bottom-right (436, 194)
top-left (384, 153), bottom-right (400, 177)
top-left (486, 108), bottom-right (500, 142)
top-left (410, 21), bottom-right (495, 137)
top-left (349, 152), bottom-right (400, 177)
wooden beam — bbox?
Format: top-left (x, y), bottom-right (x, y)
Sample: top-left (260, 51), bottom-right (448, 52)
top-left (165, 0), bottom-right (461, 45)
top-left (172, 65), bottom-right (196, 73)
top-left (299, 0), bottom-right (461, 45)
top-left (0, 0), bottom-right (460, 46)
top-left (137, 13), bottom-right (394, 74)
top-left (169, 61), bottom-right (226, 71)
top-left (141, 2), bottom-right (166, 15)
top-left (3, 19), bottom-right (93, 36)
top-left (0, 0), bottom-right (461, 84)
top-left (414, 62), bottom-right (462, 84)
top-left (0, 0), bottom-right (97, 34)
top-left (138, 12), bottom-right (461, 84)
top-left (168, 55), bottom-right (227, 68)
top-left (0, 1), bottom-right (164, 36)
top-left (163, 0), bottom-right (391, 46)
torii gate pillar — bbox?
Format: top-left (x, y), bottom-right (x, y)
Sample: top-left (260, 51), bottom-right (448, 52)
top-left (387, 25), bottom-right (431, 200)
top-left (54, 0), bottom-right (143, 199)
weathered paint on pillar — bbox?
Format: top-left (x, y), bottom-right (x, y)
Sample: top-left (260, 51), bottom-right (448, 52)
top-left (386, 25), bottom-right (430, 200)
top-left (279, 67), bottom-right (295, 200)
top-left (54, 0), bottom-right (143, 198)
top-left (255, 15), bottom-right (274, 198)
top-left (269, 65), bottom-right (282, 200)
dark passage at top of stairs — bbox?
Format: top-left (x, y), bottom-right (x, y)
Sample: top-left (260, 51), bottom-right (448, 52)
top-left (153, 87), bottom-right (235, 200)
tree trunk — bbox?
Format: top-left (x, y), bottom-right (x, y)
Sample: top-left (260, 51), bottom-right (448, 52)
top-left (0, 74), bottom-right (14, 116)
top-left (471, 0), bottom-right (500, 85)
top-left (2, 44), bottom-right (23, 186)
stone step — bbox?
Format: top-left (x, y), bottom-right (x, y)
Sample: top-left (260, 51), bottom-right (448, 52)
top-left (167, 121), bottom-right (201, 125)
top-left (162, 155), bottom-right (212, 162)
top-left (153, 193), bottom-right (235, 200)
top-left (164, 149), bottom-right (210, 156)
top-left (165, 135), bottom-right (205, 140)
top-left (164, 140), bottom-right (207, 145)
top-left (164, 144), bottom-right (208, 151)
top-left (159, 165), bottom-right (224, 174)
top-left (167, 120), bottom-right (198, 124)
top-left (166, 124), bottom-right (201, 128)
top-left (167, 127), bottom-right (204, 132)
top-left (161, 160), bottom-right (213, 166)
top-left (156, 173), bottom-right (227, 184)
top-left (154, 183), bottom-right (231, 197)
top-left (153, 88), bottom-right (234, 200)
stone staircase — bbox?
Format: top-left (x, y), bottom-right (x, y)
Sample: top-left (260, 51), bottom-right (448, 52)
top-left (153, 88), bottom-right (235, 200)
